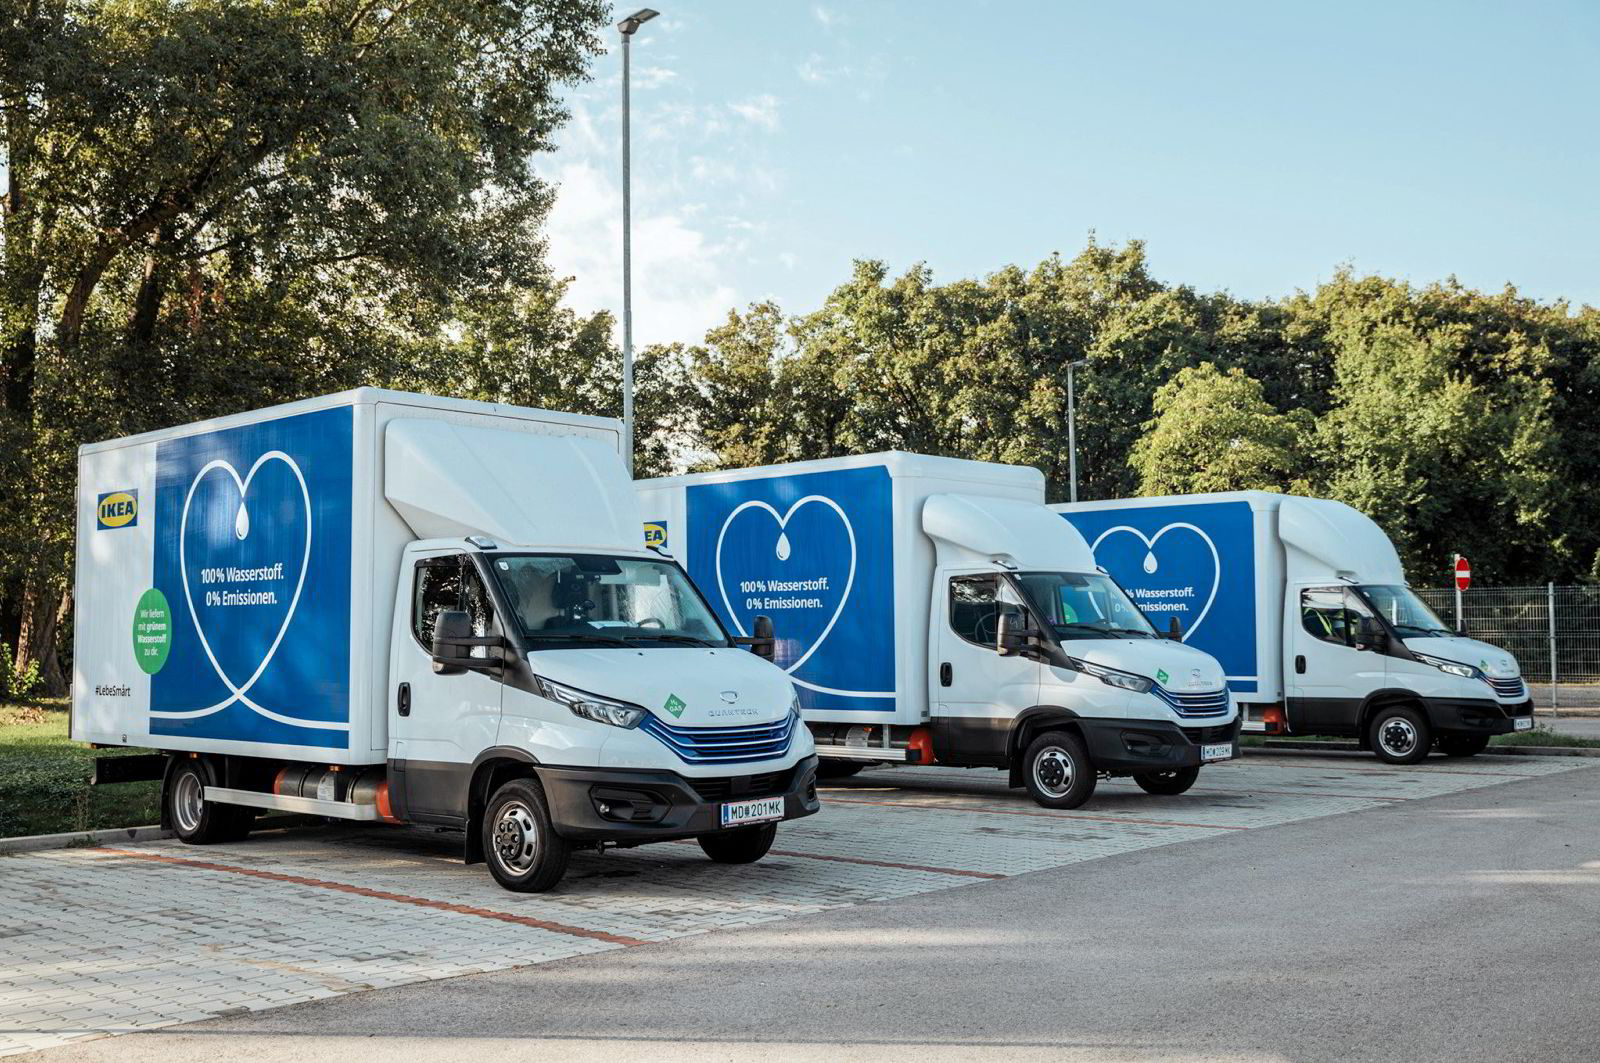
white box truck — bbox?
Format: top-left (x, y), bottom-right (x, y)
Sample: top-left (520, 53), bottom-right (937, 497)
top-left (72, 389), bottom-right (819, 891)
top-left (1054, 491), bottom-right (1535, 763)
top-left (638, 453), bottom-right (1240, 810)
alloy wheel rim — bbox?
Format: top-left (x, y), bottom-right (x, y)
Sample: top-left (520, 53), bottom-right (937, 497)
top-left (1033, 747), bottom-right (1075, 797)
top-left (493, 801), bottom-right (540, 874)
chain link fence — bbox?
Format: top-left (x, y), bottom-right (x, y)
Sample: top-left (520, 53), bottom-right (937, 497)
top-left (1416, 584), bottom-right (1600, 710)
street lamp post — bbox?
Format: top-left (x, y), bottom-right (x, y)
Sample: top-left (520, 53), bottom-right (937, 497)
top-left (618, 8), bottom-right (658, 476)
top-left (1067, 359), bottom-right (1088, 503)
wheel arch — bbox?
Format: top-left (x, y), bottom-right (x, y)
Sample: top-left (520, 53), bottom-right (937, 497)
top-left (1356, 689), bottom-right (1429, 749)
top-left (463, 747), bottom-right (541, 865)
top-left (1006, 705), bottom-right (1084, 788)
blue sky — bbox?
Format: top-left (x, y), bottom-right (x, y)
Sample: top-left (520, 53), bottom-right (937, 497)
top-left (540, 1), bottom-right (1599, 349)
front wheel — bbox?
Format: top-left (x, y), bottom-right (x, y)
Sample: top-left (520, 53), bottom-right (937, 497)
top-left (483, 778), bottom-right (571, 892)
top-left (1369, 706), bottom-right (1432, 765)
top-left (1439, 734), bottom-right (1491, 758)
top-left (1133, 766), bottom-right (1201, 796)
top-left (1022, 731), bottom-right (1096, 809)
top-left (698, 823), bottom-right (778, 863)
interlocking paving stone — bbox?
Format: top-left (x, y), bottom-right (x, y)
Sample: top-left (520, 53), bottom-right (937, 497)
top-left (0, 753), bottom-right (1587, 1057)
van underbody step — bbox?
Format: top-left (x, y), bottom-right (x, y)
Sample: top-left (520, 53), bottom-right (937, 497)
top-left (812, 744), bottom-right (910, 762)
top-left (203, 786), bottom-right (383, 822)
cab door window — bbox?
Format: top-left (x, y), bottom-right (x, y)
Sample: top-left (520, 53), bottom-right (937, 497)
top-left (413, 555), bottom-right (495, 655)
top-left (949, 575), bottom-right (1025, 648)
top-left (1300, 587), bottom-right (1376, 648)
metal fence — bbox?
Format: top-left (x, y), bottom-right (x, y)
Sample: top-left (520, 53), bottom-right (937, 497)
top-left (1416, 584), bottom-right (1600, 708)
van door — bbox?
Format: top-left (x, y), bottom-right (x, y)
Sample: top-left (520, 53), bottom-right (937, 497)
top-left (932, 572), bottom-right (1042, 764)
top-left (389, 550), bottom-right (505, 820)
top-left (1286, 585), bottom-right (1385, 736)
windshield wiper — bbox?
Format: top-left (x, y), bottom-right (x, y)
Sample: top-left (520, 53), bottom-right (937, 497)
top-left (524, 631), bottom-right (630, 646)
top-left (1055, 621), bottom-right (1114, 632)
top-left (625, 633), bottom-right (717, 647)
top-left (1108, 627), bottom-right (1155, 638)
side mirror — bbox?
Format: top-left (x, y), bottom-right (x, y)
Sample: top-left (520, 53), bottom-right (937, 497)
top-left (996, 610), bottom-right (1023, 656)
top-left (432, 610), bottom-right (503, 674)
top-left (736, 614), bottom-right (777, 661)
top-left (1356, 615), bottom-right (1387, 650)
top-left (1166, 616), bottom-right (1183, 641)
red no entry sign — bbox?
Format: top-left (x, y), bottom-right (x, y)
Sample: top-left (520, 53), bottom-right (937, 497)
top-left (1454, 555), bottom-right (1471, 592)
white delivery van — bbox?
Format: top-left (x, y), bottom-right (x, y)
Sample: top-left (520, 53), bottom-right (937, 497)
top-left (638, 453), bottom-right (1240, 809)
top-left (1055, 491), bottom-right (1535, 763)
top-left (72, 389), bottom-right (818, 891)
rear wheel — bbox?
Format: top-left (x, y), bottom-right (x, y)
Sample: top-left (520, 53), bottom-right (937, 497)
top-left (483, 778), bottom-right (570, 893)
top-left (1369, 706), bottom-right (1432, 765)
top-left (1133, 766), bottom-right (1201, 796)
top-left (1439, 733), bottom-right (1491, 758)
top-left (166, 760), bottom-right (251, 844)
top-left (698, 823), bottom-right (778, 863)
top-left (1022, 730), bottom-right (1096, 809)
top-left (817, 761), bottom-right (867, 780)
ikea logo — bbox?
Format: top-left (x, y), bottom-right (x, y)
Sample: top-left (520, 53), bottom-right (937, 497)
top-left (96, 490), bottom-right (138, 530)
top-left (643, 521), bottom-right (668, 551)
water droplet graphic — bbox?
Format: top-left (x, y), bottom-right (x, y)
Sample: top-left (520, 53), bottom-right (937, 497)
top-left (234, 503), bottom-right (250, 541)
top-left (1142, 550), bottom-right (1158, 574)
top-left (775, 532), bottom-right (791, 561)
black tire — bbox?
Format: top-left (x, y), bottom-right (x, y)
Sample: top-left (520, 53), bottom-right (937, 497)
top-left (483, 777), bottom-right (571, 893)
top-left (1438, 733), bottom-right (1491, 758)
top-left (166, 759), bottom-right (250, 845)
top-left (698, 822), bottom-right (778, 864)
top-left (817, 760), bottom-right (867, 780)
top-left (1133, 766), bottom-right (1201, 796)
top-left (1369, 705), bottom-right (1432, 765)
top-left (1021, 730), bottom-right (1096, 809)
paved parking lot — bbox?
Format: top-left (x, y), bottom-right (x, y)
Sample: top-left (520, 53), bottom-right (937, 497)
top-left (1, 753), bottom-right (1591, 1058)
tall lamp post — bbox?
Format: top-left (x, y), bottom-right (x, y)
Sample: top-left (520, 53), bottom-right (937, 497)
top-left (618, 7), bottom-right (658, 476)
top-left (1067, 358), bottom-right (1088, 503)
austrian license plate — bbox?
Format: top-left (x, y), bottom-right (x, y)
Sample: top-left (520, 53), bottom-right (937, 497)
top-left (1514, 717), bottom-right (1534, 731)
top-left (720, 795), bottom-right (786, 828)
top-left (1201, 742), bottom-right (1235, 762)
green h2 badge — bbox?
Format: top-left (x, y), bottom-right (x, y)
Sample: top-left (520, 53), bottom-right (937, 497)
top-left (663, 693), bottom-right (687, 718)
top-left (1155, 668), bottom-right (1170, 686)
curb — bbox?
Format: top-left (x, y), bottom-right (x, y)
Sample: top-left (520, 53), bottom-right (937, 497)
top-left (0, 824), bottom-right (170, 855)
top-left (1243, 742), bottom-right (1600, 760)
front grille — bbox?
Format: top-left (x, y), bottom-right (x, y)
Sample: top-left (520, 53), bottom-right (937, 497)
top-left (1181, 722), bottom-right (1237, 745)
top-left (687, 770), bottom-right (789, 803)
top-left (1487, 676), bottom-right (1525, 699)
top-left (1153, 686), bottom-right (1231, 718)
top-left (639, 713), bottom-right (796, 764)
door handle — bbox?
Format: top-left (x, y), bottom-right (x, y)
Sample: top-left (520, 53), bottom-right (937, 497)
top-left (1294, 655), bottom-right (1306, 675)
top-left (397, 682), bottom-right (411, 717)
top-left (939, 662), bottom-right (953, 687)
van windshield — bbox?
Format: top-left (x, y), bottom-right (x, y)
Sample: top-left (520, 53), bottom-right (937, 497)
top-left (1359, 584), bottom-right (1454, 638)
top-left (1014, 571), bottom-right (1158, 640)
top-left (490, 554), bottom-right (730, 649)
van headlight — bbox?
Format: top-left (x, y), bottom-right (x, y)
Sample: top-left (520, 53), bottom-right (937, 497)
top-left (1067, 657), bottom-right (1154, 693)
top-left (536, 677), bottom-right (646, 728)
top-left (1414, 653), bottom-right (1482, 680)
top-left (790, 688), bottom-right (803, 721)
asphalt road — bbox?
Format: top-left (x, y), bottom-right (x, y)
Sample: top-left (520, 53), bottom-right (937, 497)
top-left (28, 759), bottom-right (1600, 1063)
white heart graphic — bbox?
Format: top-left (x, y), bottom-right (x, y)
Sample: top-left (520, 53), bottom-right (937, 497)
top-left (714, 494), bottom-right (893, 700)
top-left (1090, 522), bottom-right (1221, 641)
top-left (150, 451), bottom-right (342, 731)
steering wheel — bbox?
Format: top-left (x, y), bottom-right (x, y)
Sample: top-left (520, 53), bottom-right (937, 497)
top-left (975, 613), bottom-right (1000, 645)
top-left (637, 617), bottom-right (666, 629)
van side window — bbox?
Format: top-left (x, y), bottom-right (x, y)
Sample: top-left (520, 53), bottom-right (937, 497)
top-left (413, 555), bottom-right (494, 652)
top-left (949, 575), bottom-right (1025, 649)
top-left (1300, 587), bottom-right (1373, 647)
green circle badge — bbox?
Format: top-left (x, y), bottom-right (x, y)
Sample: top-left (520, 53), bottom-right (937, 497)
top-left (132, 588), bottom-right (172, 675)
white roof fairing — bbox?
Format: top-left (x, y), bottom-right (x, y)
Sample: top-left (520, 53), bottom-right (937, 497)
top-left (922, 494), bottom-right (1097, 572)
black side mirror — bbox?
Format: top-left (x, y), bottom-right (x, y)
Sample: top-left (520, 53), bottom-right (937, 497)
top-left (735, 614), bottom-right (777, 661)
top-left (996, 610), bottom-right (1024, 656)
top-left (1166, 616), bottom-right (1183, 641)
top-left (432, 610), bottom-right (503, 674)
top-left (1356, 615), bottom-right (1387, 650)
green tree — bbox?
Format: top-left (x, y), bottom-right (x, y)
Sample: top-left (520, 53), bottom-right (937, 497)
top-left (1130, 362), bottom-right (1308, 495)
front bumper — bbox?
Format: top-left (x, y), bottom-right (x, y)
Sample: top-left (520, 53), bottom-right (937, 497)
top-left (1077, 717), bottom-right (1242, 774)
top-left (537, 755), bottom-right (820, 844)
top-left (1425, 698), bottom-right (1534, 736)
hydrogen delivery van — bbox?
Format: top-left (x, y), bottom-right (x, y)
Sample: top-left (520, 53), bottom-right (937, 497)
top-left (638, 453), bottom-right (1240, 809)
top-left (72, 389), bottom-right (818, 891)
top-left (1054, 491), bottom-right (1534, 763)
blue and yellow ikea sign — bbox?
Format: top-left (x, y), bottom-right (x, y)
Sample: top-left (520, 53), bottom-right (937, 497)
top-left (96, 489), bottom-right (138, 530)
top-left (643, 520), bottom-right (668, 551)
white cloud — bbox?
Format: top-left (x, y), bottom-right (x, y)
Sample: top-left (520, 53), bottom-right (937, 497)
top-left (728, 94), bottom-right (780, 131)
top-left (633, 65), bottom-right (678, 90)
top-left (813, 5), bottom-right (843, 30)
top-left (797, 53), bottom-right (848, 85)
